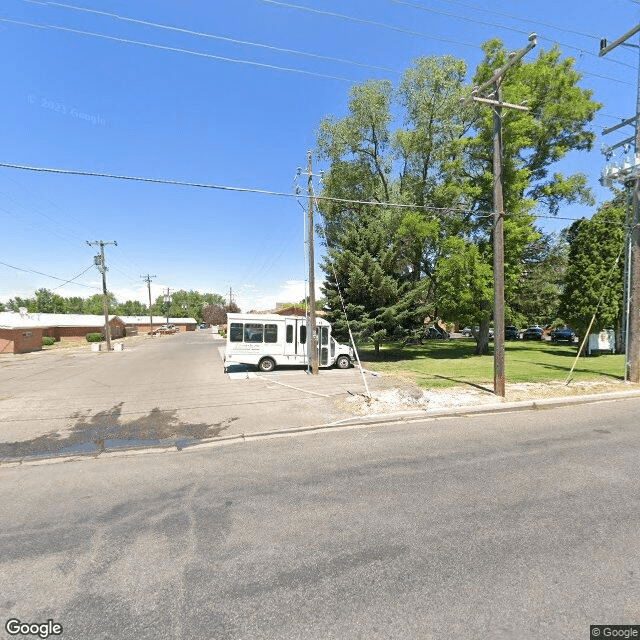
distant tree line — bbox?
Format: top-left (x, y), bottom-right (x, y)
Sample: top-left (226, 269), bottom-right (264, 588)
top-left (1, 289), bottom-right (228, 324)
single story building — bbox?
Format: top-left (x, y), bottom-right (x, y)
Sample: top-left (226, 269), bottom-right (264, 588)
top-left (0, 319), bottom-right (47, 355)
top-left (0, 311), bottom-right (125, 352)
top-left (119, 316), bottom-right (198, 334)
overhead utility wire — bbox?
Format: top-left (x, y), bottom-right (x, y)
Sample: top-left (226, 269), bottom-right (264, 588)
top-left (51, 264), bottom-right (94, 290)
top-left (441, 0), bottom-right (599, 40)
top-left (260, 0), bottom-right (479, 50)
top-left (0, 260), bottom-right (99, 289)
top-left (0, 17), bottom-right (356, 82)
top-left (392, 0), bottom-right (636, 71)
top-left (258, 1), bottom-right (632, 85)
top-left (0, 161), bottom-right (625, 227)
top-left (23, 0), bottom-right (399, 74)
top-left (0, 161), bottom-right (489, 216)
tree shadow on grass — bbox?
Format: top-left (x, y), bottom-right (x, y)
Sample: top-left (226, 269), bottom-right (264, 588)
top-left (534, 362), bottom-right (624, 381)
top-left (0, 403), bottom-right (238, 461)
top-left (359, 341), bottom-right (482, 363)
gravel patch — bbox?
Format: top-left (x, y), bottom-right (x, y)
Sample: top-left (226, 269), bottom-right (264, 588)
top-left (339, 377), bottom-right (639, 416)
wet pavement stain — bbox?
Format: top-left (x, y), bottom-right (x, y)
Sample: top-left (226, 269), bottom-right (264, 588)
top-left (0, 403), bottom-right (238, 462)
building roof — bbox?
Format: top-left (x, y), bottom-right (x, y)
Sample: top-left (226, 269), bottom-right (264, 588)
top-left (119, 316), bottom-right (197, 325)
top-left (0, 311), bottom-right (121, 329)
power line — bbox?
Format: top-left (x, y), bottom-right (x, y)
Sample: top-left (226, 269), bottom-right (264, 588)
top-left (0, 259), bottom-right (99, 289)
top-left (22, 0), bottom-right (399, 74)
top-left (51, 264), bottom-right (95, 290)
top-left (0, 160), bottom-right (620, 226)
top-left (0, 160), bottom-right (492, 216)
top-left (393, 0), bottom-right (637, 72)
top-left (0, 16), bottom-right (357, 82)
top-left (259, 0), bottom-right (479, 50)
top-left (440, 0), bottom-right (598, 40)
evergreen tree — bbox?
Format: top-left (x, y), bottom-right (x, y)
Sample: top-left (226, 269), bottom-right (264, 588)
top-left (322, 214), bottom-right (404, 356)
top-left (560, 195), bottom-right (626, 344)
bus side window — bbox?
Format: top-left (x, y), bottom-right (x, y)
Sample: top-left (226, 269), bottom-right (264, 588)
top-left (230, 323), bottom-right (243, 342)
top-left (286, 325), bottom-right (293, 343)
top-left (265, 324), bottom-right (278, 343)
top-left (299, 326), bottom-right (306, 344)
top-left (244, 323), bottom-right (264, 342)
top-left (320, 326), bottom-right (328, 345)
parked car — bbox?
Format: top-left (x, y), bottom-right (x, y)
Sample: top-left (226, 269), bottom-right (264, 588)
top-left (461, 326), bottom-right (472, 337)
top-left (522, 326), bottom-right (544, 341)
top-left (426, 325), bottom-right (450, 339)
top-left (505, 325), bottom-right (519, 340)
top-left (550, 327), bottom-right (576, 342)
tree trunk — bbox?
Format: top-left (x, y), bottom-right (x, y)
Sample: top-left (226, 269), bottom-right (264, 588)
top-left (374, 339), bottom-right (380, 358)
top-left (474, 319), bottom-right (491, 356)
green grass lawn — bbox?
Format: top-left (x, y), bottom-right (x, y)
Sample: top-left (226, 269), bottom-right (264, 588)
top-left (357, 338), bottom-right (626, 388)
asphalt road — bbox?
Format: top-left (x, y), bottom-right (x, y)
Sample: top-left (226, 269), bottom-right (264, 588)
top-left (1, 397), bottom-right (639, 639)
top-left (0, 331), bottom-right (374, 459)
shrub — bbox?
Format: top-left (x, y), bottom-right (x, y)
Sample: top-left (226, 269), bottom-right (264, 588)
top-left (86, 333), bottom-right (104, 343)
top-left (42, 336), bottom-right (55, 346)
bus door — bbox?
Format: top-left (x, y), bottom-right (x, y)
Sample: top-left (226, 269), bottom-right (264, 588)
top-left (318, 326), bottom-right (329, 366)
top-left (283, 319), bottom-right (298, 357)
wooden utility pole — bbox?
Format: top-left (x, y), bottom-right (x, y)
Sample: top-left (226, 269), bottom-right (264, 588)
top-left (600, 25), bottom-right (640, 383)
top-left (307, 150), bottom-right (319, 375)
top-left (462, 33), bottom-right (537, 397)
top-left (163, 287), bottom-right (171, 325)
top-left (141, 274), bottom-right (156, 335)
top-left (87, 240), bottom-right (117, 351)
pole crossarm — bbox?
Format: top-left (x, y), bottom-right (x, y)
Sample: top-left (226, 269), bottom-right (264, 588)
top-left (603, 116), bottom-right (637, 136)
top-left (467, 96), bottom-right (529, 111)
top-left (462, 33), bottom-right (537, 107)
top-left (599, 24), bottom-right (640, 57)
top-left (602, 135), bottom-right (635, 155)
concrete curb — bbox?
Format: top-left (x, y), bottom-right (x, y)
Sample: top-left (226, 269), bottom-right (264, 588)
top-left (2, 388), bottom-right (640, 469)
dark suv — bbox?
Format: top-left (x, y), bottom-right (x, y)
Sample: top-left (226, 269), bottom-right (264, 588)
top-left (505, 325), bottom-right (519, 340)
top-left (550, 327), bottom-right (576, 343)
top-left (522, 326), bottom-right (544, 341)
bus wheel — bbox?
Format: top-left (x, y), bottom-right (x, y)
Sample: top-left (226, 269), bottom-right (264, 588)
top-left (335, 355), bottom-right (351, 369)
top-left (258, 357), bottom-right (276, 372)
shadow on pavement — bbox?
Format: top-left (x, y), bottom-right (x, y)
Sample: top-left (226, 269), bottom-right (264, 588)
top-left (0, 403), bottom-right (238, 462)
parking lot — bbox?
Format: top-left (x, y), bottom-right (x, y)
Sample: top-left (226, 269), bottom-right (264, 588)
top-left (0, 330), bottom-right (383, 460)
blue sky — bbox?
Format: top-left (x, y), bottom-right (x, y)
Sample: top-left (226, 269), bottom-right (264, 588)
top-left (1, 0), bottom-right (638, 311)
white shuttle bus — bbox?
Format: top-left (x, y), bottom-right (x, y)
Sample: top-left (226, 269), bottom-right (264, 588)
top-left (224, 313), bottom-right (354, 372)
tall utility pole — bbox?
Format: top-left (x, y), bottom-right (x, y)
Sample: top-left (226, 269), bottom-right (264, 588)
top-left (87, 240), bottom-right (117, 351)
top-left (141, 274), bottom-right (156, 335)
top-left (163, 287), bottom-right (171, 325)
top-left (307, 150), bottom-right (319, 375)
top-left (228, 286), bottom-right (235, 307)
top-left (462, 33), bottom-right (537, 397)
top-left (600, 24), bottom-right (640, 383)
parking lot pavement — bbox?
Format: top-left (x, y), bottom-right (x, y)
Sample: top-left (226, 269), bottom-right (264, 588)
top-left (0, 331), bottom-right (388, 460)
